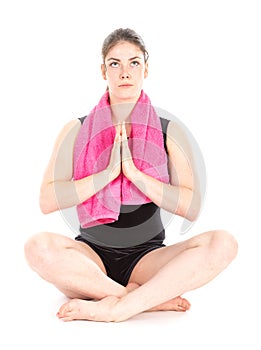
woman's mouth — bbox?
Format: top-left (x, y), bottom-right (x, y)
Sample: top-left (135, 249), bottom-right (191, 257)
top-left (118, 84), bottom-right (133, 88)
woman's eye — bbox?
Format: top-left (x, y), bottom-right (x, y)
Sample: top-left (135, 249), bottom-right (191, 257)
top-left (130, 61), bottom-right (140, 67)
top-left (110, 62), bottom-right (119, 68)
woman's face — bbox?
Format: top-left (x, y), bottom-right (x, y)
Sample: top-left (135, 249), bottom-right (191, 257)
top-left (101, 41), bottom-right (148, 104)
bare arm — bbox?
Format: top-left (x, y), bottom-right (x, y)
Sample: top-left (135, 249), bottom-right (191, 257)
top-left (122, 121), bottom-right (201, 221)
top-left (40, 120), bottom-right (121, 214)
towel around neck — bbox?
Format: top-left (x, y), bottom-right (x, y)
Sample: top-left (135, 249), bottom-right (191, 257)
top-left (73, 90), bottom-right (169, 228)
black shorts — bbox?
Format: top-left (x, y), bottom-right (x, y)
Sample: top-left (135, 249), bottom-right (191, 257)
top-left (75, 232), bottom-right (165, 287)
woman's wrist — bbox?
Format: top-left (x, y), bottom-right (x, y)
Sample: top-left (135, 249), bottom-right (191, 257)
top-left (91, 168), bottom-right (116, 194)
top-left (104, 166), bottom-right (121, 183)
top-left (123, 164), bottom-right (141, 182)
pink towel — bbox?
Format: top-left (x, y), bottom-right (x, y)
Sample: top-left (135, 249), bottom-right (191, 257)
top-left (73, 90), bottom-right (169, 228)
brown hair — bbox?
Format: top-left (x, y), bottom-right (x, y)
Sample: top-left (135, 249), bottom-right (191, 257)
top-left (101, 28), bottom-right (149, 63)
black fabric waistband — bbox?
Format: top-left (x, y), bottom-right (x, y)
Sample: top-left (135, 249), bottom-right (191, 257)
top-left (79, 203), bottom-right (165, 248)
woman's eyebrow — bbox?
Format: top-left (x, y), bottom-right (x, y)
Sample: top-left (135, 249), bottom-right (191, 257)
top-left (107, 57), bottom-right (121, 62)
top-left (106, 56), bottom-right (142, 62)
top-left (129, 56), bottom-right (142, 61)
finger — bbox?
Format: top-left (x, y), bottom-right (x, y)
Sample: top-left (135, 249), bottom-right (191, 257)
top-left (115, 122), bottom-right (121, 134)
top-left (121, 138), bottom-right (132, 161)
top-left (114, 124), bottom-right (122, 143)
top-left (121, 121), bottom-right (128, 141)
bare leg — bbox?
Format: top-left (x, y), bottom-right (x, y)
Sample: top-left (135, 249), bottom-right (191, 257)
top-left (24, 232), bottom-right (187, 313)
top-left (57, 230), bottom-right (237, 322)
top-left (24, 232), bottom-right (127, 299)
top-left (126, 282), bottom-right (191, 312)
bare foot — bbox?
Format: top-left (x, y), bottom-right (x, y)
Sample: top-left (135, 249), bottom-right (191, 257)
top-left (57, 283), bottom-right (138, 322)
top-left (126, 283), bottom-right (191, 312)
top-left (57, 295), bottom-right (190, 323)
top-left (149, 296), bottom-right (191, 312)
top-left (57, 284), bottom-right (191, 322)
top-left (57, 296), bottom-right (120, 322)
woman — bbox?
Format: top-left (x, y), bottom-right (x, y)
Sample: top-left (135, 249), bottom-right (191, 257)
top-left (24, 28), bottom-right (238, 322)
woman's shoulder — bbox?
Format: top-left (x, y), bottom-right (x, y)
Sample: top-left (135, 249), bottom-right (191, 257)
top-left (166, 118), bottom-right (190, 140)
top-left (61, 118), bottom-right (81, 135)
top-left (63, 118), bottom-right (81, 130)
top-left (54, 119), bottom-right (82, 146)
top-left (165, 119), bottom-right (193, 158)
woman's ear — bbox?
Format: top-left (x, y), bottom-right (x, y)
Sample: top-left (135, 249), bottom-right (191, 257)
top-left (144, 62), bottom-right (149, 79)
top-left (101, 64), bottom-right (107, 80)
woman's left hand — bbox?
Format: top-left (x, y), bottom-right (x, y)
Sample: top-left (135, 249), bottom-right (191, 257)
top-left (121, 122), bottom-right (139, 180)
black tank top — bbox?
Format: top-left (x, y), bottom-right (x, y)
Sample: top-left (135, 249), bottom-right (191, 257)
top-left (77, 116), bottom-right (170, 248)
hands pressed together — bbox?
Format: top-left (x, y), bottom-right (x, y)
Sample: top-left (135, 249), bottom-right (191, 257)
top-left (107, 122), bottom-right (138, 182)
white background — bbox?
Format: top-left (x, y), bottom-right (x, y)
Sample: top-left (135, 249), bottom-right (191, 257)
top-left (1, 0), bottom-right (260, 349)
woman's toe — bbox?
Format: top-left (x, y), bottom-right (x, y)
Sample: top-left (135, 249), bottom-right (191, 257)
top-left (57, 300), bottom-right (78, 319)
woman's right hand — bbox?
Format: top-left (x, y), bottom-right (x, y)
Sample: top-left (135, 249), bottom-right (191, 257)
top-left (106, 124), bottom-right (122, 182)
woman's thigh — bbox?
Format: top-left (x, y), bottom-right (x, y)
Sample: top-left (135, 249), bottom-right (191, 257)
top-left (25, 231), bottom-right (107, 275)
top-left (129, 231), bottom-right (213, 285)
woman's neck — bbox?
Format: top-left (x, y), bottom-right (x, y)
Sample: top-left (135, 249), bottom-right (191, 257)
top-left (110, 102), bottom-right (135, 125)
top-left (109, 90), bottom-right (141, 124)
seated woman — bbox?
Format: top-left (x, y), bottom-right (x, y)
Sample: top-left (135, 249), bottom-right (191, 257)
top-left (24, 28), bottom-right (238, 322)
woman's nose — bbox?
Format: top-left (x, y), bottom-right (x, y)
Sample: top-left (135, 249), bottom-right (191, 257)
top-left (120, 66), bottom-right (130, 79)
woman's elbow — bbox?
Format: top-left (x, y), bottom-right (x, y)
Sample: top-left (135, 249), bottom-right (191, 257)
top-left (185, 207), bottom-right (200, 222)
top-left (179, 189), bottom-right (202, 222)
top-left (39, 196), bottom-right (54, 214)
top-left (39, 200), bottom-right (52, 214)
top-left (39, 185), bottom-right (57, 214)
top-left (186, 191), bottom-right (202, 222)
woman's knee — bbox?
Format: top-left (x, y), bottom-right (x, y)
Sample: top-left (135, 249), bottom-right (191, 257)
top-left (209, 230), bottom-right (238, 266)
top-left (24, 232), bottom-right (57, 270)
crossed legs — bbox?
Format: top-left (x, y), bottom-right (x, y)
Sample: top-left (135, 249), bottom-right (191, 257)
top-left (24, 232), bottom-right (127, 300)
top-left (24, 229), bottom-right (237, 322)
